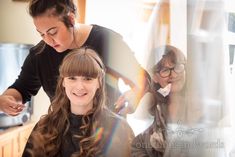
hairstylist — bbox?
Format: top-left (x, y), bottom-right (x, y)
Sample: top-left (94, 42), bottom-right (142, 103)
top-left (0, 0), bottom-right (147, 116)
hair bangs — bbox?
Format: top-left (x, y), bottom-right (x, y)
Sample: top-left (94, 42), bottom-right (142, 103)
top-left (60, 53), bottom-right (102, 78)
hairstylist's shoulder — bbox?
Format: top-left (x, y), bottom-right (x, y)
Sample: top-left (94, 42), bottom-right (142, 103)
top-left (23, 40), bottom-right (53, 69)
top-left (92, 24), bottom-right (123, 39)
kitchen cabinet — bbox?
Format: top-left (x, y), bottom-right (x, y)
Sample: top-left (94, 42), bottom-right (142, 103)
top-left (0, 122), bottom-right (35, 157)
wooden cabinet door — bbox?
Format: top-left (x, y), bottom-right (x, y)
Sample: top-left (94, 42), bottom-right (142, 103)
top-left (0, 122), bottom-right (35, 157)
top-left (0, 132), bottom-right (18, 157)
top-left (18, 124), bottom-right (34, 157)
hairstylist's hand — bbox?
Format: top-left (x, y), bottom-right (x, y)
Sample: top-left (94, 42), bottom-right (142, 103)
top-left (114, 75), bottom-right (149, 116)
top-left (0, 95), bottom-right (25, 116)
top-left (114, 89), bottom-right (138, 115)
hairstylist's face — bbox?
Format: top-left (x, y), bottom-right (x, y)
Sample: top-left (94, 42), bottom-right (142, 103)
top-left (33, 14), bottom-right (74, 52)
top-left (63, 76), bottom-right (100, 115)
top-left (153, 60), bottom-right (185, 93)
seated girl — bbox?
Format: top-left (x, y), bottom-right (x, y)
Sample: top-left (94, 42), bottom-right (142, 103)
top-left (22, 47), bottom-right (134, 157)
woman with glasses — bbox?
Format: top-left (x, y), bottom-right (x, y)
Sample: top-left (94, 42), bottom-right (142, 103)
top-left (131, 45), bottom-right (187, 157)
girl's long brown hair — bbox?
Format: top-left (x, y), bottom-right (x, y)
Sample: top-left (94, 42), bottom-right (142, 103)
top-left (27, 47), bottom-right (106, 157)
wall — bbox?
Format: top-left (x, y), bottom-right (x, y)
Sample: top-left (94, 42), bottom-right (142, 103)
top-left (0, 0), bottom-right (50, 121)
top-left (170, 0), bottom-right (187, 55)
top-left (0, 0), bottom-right (39, 44)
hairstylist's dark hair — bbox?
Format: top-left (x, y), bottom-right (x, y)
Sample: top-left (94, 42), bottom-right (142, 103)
top-left (29, 0), bottom-right (76, 27)
top-left (26, 47), bottom-right (107, 157)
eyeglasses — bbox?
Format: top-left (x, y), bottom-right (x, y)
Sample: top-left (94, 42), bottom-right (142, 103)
top-left (158, 63), bottom-right (185, 78)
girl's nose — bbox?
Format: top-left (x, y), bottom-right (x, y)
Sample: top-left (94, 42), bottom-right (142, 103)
top-left (75, 80), bottom-right (85, 89)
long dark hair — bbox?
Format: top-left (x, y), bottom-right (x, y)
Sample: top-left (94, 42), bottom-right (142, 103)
top-left (26, 47), bottom-right (107, 157)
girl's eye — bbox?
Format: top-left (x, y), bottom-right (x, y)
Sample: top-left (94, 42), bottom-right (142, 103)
top-left (84, 77), bottom-right (93, 81)
top-left (68, 76), bottom-right (76, 80)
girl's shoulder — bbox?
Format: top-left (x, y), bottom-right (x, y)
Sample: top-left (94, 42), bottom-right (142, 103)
top-left (101, 109), bottom-right (133, 134)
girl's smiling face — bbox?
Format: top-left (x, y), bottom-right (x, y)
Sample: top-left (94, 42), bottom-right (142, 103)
top-left (63, 76), bottom-right (100, 115)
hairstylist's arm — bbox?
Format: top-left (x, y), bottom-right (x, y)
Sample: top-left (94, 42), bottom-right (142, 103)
top-left (115, 78), bottom-right (150, 116)
top-left (0, 88), bottom-right (24, 116)
top-left (115, 70), bottom-right (150, 115)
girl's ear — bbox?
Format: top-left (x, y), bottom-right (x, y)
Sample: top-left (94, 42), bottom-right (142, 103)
top-left (62, 80), bottom-right (65, 87)
top-left (68, 12), bottom-right (75, 27)
top-left (97, 78), bottom-right (101, 89)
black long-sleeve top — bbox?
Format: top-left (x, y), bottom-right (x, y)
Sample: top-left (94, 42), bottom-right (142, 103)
top-left (22, 109), bottom-right (134, 157)
top-left (9, 25), bottom-right (144, 104)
